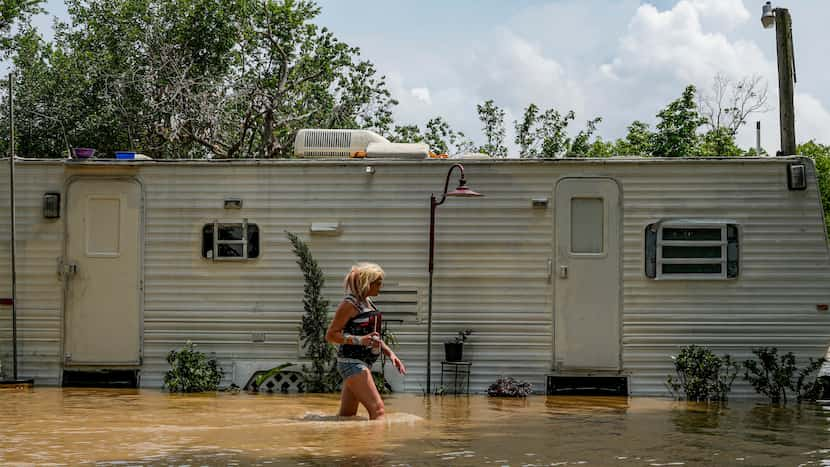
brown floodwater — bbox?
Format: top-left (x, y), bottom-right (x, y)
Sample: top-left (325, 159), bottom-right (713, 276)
top-left (1, 387), bottom-right (828, 466)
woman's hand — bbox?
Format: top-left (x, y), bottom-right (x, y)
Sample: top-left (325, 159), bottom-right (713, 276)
top-left (390, 353), bottom-right (406, 375)
top-left (360, 332), bottom-right (381, 347)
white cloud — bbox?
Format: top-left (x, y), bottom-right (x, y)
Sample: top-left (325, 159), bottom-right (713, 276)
top-left (410, 87), bottom-right (432, 105)
top-left (795, 93), bottom-right (830, 146)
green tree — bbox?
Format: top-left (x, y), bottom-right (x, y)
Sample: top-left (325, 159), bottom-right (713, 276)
top-left (614, 120), bottom-right (653, 156)
top-left (798, 140), bottom-right (830, 235)
top-left (513, 103), bottom-right (602, 158)
top-left (652, 85), bottom-right (705, 157)
top-left (477, 99), bottom-right (507, 158)
top-left (0, 0), bottom-right (41, 52)
top-left (425, 116), bottom-right (474, 155)
top-left (698, 127), bottom-right (743, 157)
top-left (586, 138), bottom-right (616, 158)
top-left (5, 0), bottom-right (396, 159)
top-left (389, 124), bottom-right (424, 144)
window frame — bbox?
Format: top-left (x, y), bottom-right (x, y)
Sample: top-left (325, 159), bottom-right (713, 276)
top-left (202, 219), bottom-right (260, 261)
top-left (646, 220), bottom-right (739, 280)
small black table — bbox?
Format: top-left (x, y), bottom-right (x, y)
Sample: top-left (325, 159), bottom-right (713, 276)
top-left (440, 361), bottom-right (471, 394)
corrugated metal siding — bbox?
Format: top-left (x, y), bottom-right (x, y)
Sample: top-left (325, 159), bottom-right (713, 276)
top-left (0, 162), bottom-right (65, 384)
top-left (617, 161), bottom-right (830, 395)
top-left (1, 158), bottom-right (829, 396)
top-left (138, 162), bottom-right (555, 392)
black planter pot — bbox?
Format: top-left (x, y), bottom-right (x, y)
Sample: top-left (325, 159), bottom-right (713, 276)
top-left (444, 342), bottom-right (464, 362)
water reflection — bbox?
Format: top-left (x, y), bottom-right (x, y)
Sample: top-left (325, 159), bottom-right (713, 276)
top-left (1, 388), bottom-right (829, 465)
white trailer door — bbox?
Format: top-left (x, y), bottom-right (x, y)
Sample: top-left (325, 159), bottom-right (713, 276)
top-left (64, 179), bottom-right (142, 366)
top-left (554, 178), bottom-right (621, 371)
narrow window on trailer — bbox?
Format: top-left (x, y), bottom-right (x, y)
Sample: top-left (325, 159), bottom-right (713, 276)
top-left (645, 222), bottom-right (738, 279)
top-left (202, 221), bottom-right (260, 260)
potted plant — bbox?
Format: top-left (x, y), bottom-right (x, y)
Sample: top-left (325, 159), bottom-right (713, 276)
top-left (444, 329), bottom-right (472, 362)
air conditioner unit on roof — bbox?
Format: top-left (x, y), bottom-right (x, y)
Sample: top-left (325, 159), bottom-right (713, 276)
top-left (293, 129), bottom-right (429, 159)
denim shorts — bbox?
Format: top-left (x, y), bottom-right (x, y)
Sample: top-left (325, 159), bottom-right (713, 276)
top-left (337, 359), bottom-right (370, 381)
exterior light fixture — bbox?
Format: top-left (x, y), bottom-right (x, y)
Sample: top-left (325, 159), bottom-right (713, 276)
top-left (365, 165), bottom-right (376, 175)
top-left (426, 163), bottom-right (483, 394)
top-left (787, 162), bottom-right (806, 190)
top-left (42, 192), bottom-right (60, 219)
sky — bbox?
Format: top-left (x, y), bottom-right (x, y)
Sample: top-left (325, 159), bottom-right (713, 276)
top-left (26, 0), bottom-right (830, 155)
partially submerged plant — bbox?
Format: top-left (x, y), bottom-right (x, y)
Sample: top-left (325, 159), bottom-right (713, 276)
top-left (487, 376), bottom-right (533, 397)
top-left (743, 347), bottom-right (827, 404)
top-left (666, 345), bottom-right (738, 402)
top-left (163, 341), bottom-right (223, 392)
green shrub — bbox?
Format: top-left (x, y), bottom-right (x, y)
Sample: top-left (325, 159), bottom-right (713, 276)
top-left (666, 345), bottom-right (738, 402)
top-left (163, 341), bottom-right (223, 392)
top-left (743, 347), bottom-right (827, 404)
top-left (286, 231), bottom-right (339, 393)
top-left (487, 376), bottom-right (533, 397)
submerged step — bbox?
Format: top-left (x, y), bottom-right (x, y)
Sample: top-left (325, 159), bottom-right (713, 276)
top-left (546, 375), bottom-right (628, 396)
top-left (62, 369), bottom-right (139, 389)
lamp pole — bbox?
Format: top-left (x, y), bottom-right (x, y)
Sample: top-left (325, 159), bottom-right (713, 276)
top-left (426, 163), bottom-right (481, 394)
top-left (762, 2), bottom-right (796, 156)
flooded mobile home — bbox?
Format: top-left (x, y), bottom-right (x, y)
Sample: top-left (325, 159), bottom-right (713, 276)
top-left (1, 134), bottom-right (828, 395)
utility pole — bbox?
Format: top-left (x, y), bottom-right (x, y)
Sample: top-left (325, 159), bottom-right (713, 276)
top-left (763, 3), bottom-right (796, 156)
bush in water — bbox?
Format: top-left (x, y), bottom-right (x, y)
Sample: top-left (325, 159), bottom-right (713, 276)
top-left (163, 341), bottom-right (223, 392)
top-left (666, 345), bottom-right (738, 402)
top-left (487, 376), bottom-right (533, 397)
top-left (743, 347), bottom-right (827, 404)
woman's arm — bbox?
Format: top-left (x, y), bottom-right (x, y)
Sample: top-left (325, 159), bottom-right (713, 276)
top-left (379, 340), bottom-right (407, 375)
top-left (326, 300), bottom-right (362, 345)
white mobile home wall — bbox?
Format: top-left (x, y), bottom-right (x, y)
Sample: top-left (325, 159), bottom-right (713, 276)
top-left (1, 158), bottom-right (828, 395)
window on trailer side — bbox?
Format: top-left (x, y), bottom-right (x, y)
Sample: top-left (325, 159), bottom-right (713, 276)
top-left (202, 221), bottom-right (260, 260)
top-left (645, 222), bottom-right (738, 279)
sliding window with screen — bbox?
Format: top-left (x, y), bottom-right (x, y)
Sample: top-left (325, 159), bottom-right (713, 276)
top-left (645, 221), bottom-right (739, 280)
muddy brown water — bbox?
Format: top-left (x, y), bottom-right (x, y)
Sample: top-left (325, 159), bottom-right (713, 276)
top-left (1, 388), bottom-right (828, 466)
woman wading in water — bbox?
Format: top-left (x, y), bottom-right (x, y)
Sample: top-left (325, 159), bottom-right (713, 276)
top-left (326, 263), bottom-right (406, 420)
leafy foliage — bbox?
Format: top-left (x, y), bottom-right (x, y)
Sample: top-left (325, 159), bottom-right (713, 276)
top-left (0, 0), bottom-right (41, 52)
top-left (163, 341), bottom-right (223, 392)
top-left (513, 103), bottom-right (602, 158)
top-left (614, 120), bottom-right (653, 156)
top-left (487, 376), bottom-right (533, 397)
top-left (798, 140), bottom-right (830, 235)
top-left (252, 362), bottom-right (295, 389)
top-left (666, 345), bottom-right (738, 402)
top-left (286, 231), bottom-right (339, 393)
top-left (652, 85), bottom-right (705, 157)
top-left (4, 0), bottom-right (395, 158)
top-left (477, 99), bottom-right (507, 158)
top-left (451, 329), bottom-right (472, 344)
top-left (742, 347), bottom-right (827, 404)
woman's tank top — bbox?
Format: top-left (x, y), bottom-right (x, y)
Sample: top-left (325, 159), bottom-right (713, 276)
top-left (337, 294), bottom-right (382, 365)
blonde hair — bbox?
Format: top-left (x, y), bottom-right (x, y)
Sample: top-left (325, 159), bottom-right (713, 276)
top-left (343, 262), bottom-right (385, 301)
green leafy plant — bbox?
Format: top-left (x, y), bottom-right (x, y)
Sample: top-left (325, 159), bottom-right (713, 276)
top-left (666, 345), bottom-right (738, 402)
top-left (452, 329), bottom-right (473, 344)
top-left (286, 231), bottom-right (339, 393)
top-left (743, 347), bottom-right (827, 404)
top-left (163, 341), bottom-right (223, 392)
top-left (252, 362), bottom-right (295, 389)
top-left (487, 376), bottom-right (533, 397)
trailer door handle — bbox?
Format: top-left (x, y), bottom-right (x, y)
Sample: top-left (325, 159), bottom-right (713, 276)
top-left (559, 265), bottom-right (568, 279)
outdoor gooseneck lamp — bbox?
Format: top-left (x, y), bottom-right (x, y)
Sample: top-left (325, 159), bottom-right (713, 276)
top-left (426, 163), bottom-right (482, 394)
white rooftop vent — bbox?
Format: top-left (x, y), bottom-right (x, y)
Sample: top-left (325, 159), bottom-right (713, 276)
top-left (294, 129), bottom-right (388, 159)
top-left (294, 129), bottom-right (430, 159)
